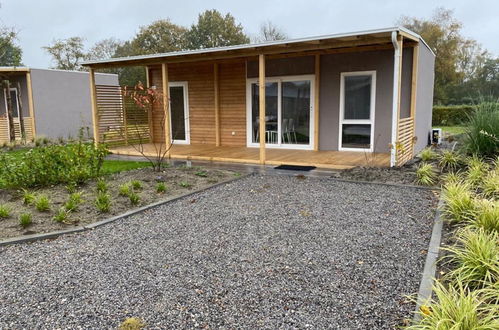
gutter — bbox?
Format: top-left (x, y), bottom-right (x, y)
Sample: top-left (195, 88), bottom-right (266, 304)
top-left (390, 31), bottom-right (401, 167)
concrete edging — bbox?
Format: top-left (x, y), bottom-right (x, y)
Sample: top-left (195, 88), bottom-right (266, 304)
top-left (413, 196), bottom-right (444, 321)
top-left (0, 174), bottom-right (251, 247)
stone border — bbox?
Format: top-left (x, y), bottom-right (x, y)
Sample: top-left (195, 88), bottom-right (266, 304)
top-left (0, 174), bottom-right (251, 247)
top-left (413, 197), bottom-right (444, 321)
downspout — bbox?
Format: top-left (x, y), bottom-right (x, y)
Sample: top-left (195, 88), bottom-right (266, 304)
top-left (390, 31), bottom-right (401, 167)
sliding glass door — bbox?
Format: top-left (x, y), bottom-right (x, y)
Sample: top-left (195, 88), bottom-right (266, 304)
top-left (248, 75), bottom-right (313, 149)
top-left (339, 71), bottom-right (375, 151)
top-left (169, 82), bottom-right (190, 144)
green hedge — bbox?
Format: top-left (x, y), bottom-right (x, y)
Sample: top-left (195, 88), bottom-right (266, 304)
top-left (432, 105), bottom-right (476, 126)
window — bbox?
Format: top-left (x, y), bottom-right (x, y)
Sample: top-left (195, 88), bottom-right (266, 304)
top-left (339, 72), bottom-right (376, 151)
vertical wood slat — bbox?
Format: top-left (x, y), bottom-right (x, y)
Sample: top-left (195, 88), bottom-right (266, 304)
top-left (161, 63), bottom-right (171, 156)
top-left (26, 71), bottom-right (36, 137)
top-left (396, 116), bottom-right (414, 166)
top-left (258, 54), bottom-right (266, 164)
top-left (214, 63), bottom-right (221, 146)
top-left (314, 54), bottom-right (320, 151)
top-left (89, 68), bottom-right (100, 143)
top-left (410, 45), bottom-right (419, 158)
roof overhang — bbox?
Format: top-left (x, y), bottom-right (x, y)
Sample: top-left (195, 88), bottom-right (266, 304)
top-left (82, 26), bottom-right (430, 69)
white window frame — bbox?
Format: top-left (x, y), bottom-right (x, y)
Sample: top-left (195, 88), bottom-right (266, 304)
top-left (168, 81), bottom-right (190, 145)
top-left (3, 87), bottom-right (20, 118)
top-left (245, 74), bottom-right (315, 150)
top-left (338, 71), bottom-right (376, 152)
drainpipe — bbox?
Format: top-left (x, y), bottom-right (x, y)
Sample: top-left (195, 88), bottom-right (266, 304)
top-left (390, 31), bottom-right (401, 167)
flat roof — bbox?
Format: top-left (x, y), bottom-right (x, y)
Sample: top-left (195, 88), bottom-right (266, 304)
top-left (82, 26), bottom-right (433, 68)
top-left (0, 67), bottom-right (117, 76)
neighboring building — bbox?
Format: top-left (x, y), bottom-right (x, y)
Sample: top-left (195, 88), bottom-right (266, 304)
top-left (0, 67), bottom-right (118, 142)
top-left (82, 27), bottom-right (435, 168)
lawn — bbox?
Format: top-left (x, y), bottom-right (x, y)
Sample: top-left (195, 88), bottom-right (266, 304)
top-left (434, 126), bottom-right (466, 136)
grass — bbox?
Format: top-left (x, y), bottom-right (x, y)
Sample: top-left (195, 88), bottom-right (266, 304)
top-left (119, 317), bottom-right (145, 330)
top-left (64, 192), bottom-right (83, 212)
top-left (419, 148), bottom-right (438, 162)
top-left (118, 183), bottom-right (131, 197)
top-left (128, 191), bottom-right (140, 206)
top-left (469, 200), bottom-right (499, 234)
top-left (0, 204), bottom-right (11, 218)
top-left (35, 194), bottom-right (51, 212)
top-left (415, 162), bottom-right (437, 186)
top-left (96, 179), bottom-right (108, 193)
top-left (462, 102), bottom-right (499, 158)
top-left (19, 213), bottom-right (32, 228)
top-left (441, 181), bottom-right (477, 223)
top-left (439, 150), bottom-right (463, 171)
top-left (130, 180), bottom-right (142, 190)
top-left (95, 192), bottom-right (111, 213)
top-left (179, 181), bottom-right (192, 188)
top-left (434, 126), bottom-right (467, 136)
top-left (21, 189), bottom-right (35, 205)
top-left (156, 182), bottom-right (167, 193)
top-left (53, 207), bottom-right (69, 223)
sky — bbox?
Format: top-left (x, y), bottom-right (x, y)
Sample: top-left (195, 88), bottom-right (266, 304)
top-left (1, 0), bottom-right (498, 68)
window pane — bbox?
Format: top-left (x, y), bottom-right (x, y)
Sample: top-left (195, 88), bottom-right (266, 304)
top-left (170, 86), bottom-right (185, 141)
top-left (251, 82), bottom-right (278, 144)
top-left (344, 75), bottom-right (371, 120)
top-left (10, 90), bottom-right (19, 117)
top-left (342, 124), bottom-right (371, 149)
top-left (281, 81), bottom-right (310, 145)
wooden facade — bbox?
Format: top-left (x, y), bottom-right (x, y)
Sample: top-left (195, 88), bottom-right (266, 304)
top-left (86, 28), bottom-right (433, 169)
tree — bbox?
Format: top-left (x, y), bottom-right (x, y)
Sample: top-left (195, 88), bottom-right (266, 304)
top-left (256, 21), bottom-right (287, 42)
top-left (186, 10), bottom-right (249, 49)
top-left (130, 19), bottom-right (187, 54)
top-left (43, 37), bottom-right (87, 71)
top-left (397, 8), bottom-right (488, 104)
top-left (87, 38), bottom-right (123, 60)
top-left (0, 27), bottom-right (22, 66)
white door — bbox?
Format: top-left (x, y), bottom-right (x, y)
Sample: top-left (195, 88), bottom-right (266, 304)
top-left (169, 82), bottom-right (190, 144)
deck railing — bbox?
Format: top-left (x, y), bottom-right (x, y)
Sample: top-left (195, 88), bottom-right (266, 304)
top-left (95, 84), bottom-right (151, 146)
top-left (0, 117), bottom-right (34, 143)
top-left (396, 116), bottom-right (415, 166)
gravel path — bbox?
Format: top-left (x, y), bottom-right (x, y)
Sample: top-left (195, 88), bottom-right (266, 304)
top-left (0, 174), bottom-right (437, 329)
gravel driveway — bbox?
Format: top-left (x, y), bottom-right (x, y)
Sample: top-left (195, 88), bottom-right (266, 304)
top-left (0, 174), bottom-right (437, 329)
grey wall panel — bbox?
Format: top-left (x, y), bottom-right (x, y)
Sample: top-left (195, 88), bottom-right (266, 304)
top-left (319, 50), bottom-right (394, 152)
top-left (414, 45), bottom-right (435, 153)
top-left (246, 56), bottom-right (315, 78)
top-left (30, 69), bottom-right (118, 139)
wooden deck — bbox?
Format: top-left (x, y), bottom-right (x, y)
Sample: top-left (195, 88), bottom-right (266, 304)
top-left (110, 144), bottom-right (390, 169)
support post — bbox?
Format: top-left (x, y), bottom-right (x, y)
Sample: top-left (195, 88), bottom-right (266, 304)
top-left (89, 68), bottom-right (99, 144)
top-left (161, 63), bottom-right (171, 157)
top-left (214, 63), bottom-right (221, 146)
top-left (122, 96), bottom-right (128, 145)
top-left (390, 33), bottom-right (403, 167)
top-left (314, 54), bottom-right (320, 151)
top-left (26, 71), bottom-right (36, 138)
top-left (258, 54), bottom-right (266, 164)
top-left (410, 45), bottom-right (419, 157)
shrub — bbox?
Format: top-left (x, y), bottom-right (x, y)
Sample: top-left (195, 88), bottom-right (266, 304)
top-left (119, 317), bottom-right (145, 330)
top-left (438, 150), bottom-right (463, 172)
top-left (95, 192), bottom-right (111, 213)
top-left (0, 141), bottom-right (108, 189)
top-left (408, 281), bottom-right (498, 329)
top-left (130, 180), bottom-right (142, 190)
top-left (469, 200), bottom-right (499, 234)
top-left (419, 148), bottom-right (438, 162)
top-left (463, 102), bottom-right (499, 158)
top-left (96, 179), bottom-right (108, 193)
top-left (156, 182), bottom-right (167, 193)
top-left (21, 189), bottom-right (35, 205)
top-left (53, 207), bottom-right (69, 223)
top-left (128, 191), bottom-right (140, 206)
top-left (19, 213), bottom-right (32, 228)
top-left (0, 204), bottom-right (11, 218)
top-left (118, 183), bottom-right (131, 197)
top-left (482, 170), bottom-right (499, 198)
top-left (432, 105), bottom-right (476, 126)
top-left (444, 228), bottom-right (499, 289)
top-left (441, 181), bottom-right (477, 223)
top-left (179, 181), bottom-right (192, 188)
top-left (35, 194), bottom-right (51, 212)
top-left (442, 171), bottom-right (462, 185)
top-left (415, 162), bottom-right (437, 186)
top-left (465, 155), bottom-right (489, 187)
top-left (64, 192), bottom-right (83, 212)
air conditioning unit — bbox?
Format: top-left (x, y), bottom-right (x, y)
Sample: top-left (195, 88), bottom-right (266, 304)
top-left (431, 128), bottom-right (442, 145)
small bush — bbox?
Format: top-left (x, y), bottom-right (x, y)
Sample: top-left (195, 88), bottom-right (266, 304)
top-left (119, 317), bottom-right (145, 330)
top-left (439, 150), bottom-right (463, 171)
top-left (128, 191), bottom-right (140, 206)
top-left (179, 181), bottom-right (191, 188)
top-left (130, 180), bottom-right (142, 190)
top-left (419, 148), bottom-right (438, 162)
top-left (95, 192), bottom-right (111, 213)
top-left (432, 105), bottom-right (476, 126)
top-left (469, 200), bottom-right (499, 234)
top-left (21, 189), bottom-right (35, 205)
top-left (195, 171), bottom-right (208, 177)
top-left (442, 171), bottom-right (462, 185)
top-left (96, 179), bottom-right (108, 193)
top-left (441, 181), bottom-right (477, 223)
top-left (53, 207), bottom-right (69, 223)
top-left (0, 204), bottom-right (11, 218)
top-left (408, 281), bottom-right (498, 329)
top-left (35, 194), bottom-right (51, 212)
top-left (465, 155), bottom-right (489, 187)
top-left (118, 183), bottom-right (131, 197)
top-left (415, 162), bottom-right (437, 186)
top-left (64, 192), bottom-right (83, 212)
top-left (463, 102), bottom-right (499, 158)
top-left (156, 182), bottom-right (167, 193)
top-left (444, 228), bottom-right (499, 289)
top-left (482, 170), bottom-right (499, 198)
top-left (19, 213), bottom-right (32, 228)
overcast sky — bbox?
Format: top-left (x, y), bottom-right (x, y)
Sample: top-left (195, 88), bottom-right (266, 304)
top-left (1, 0), bottom-right (498, 68)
